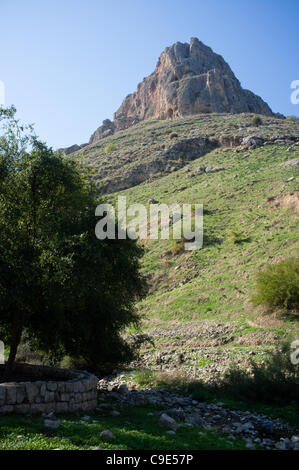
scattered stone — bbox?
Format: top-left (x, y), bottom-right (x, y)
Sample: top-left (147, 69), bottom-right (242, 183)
top-left (280, 158), bottom-right (299, 167)
top-left (100, 430), bottom-right (116, 440)
top-left (242, 136), bottom-right (264, 149)
top-left (81, 415), bottom-right (91, 421)
top-left (44, 419), bottom-right (61, 429)
top-left (159, 413), bottom-right (178, 431)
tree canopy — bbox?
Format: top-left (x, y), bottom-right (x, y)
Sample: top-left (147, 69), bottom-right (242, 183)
top-left (0, 106), bottom-right (146, 377)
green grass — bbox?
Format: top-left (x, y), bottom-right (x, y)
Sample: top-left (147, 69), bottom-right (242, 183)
top-left (1, 113), bottom-right (298, 450)
top-left (107, 141), bottom-right (299, 339)
top-left (0, 405), bottom-right (249, 450)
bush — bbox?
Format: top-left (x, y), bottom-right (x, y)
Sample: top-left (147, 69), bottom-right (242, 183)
top-left (251, 116), bottom-right (263, 127)
top-left (227, 228), bottom-right (250, 244)
top-left (133, 369), bottom-right (156, 387)
top-left (252, 257), bottom-right (299, 310)
top-left (221, 341), bottom-right (299, 405)
top-left (104, 142), bottom-right (116, 155)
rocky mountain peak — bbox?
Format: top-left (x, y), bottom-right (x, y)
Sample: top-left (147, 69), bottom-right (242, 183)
top-left (86, 38), bottom-right (276, 145)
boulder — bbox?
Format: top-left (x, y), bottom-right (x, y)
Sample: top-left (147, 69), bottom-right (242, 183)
top-left (159, 413), bottom-right (178, 430)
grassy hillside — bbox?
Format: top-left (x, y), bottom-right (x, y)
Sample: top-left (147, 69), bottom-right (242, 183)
top-left (1, 113), bottom-right (298, 452)
top-left (78, 113), bottom-right (299, 379)
top-left (75, 113), bottom-right (299, 194)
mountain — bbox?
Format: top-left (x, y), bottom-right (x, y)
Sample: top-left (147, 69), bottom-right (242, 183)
top-left (88, 37), bottom-right (276, 145)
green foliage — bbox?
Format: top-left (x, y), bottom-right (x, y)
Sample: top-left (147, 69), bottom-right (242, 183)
top-left (0, 107), bottom-right (147, 374)
top-left (252, 257), bottom-right (299, 310)
top-left (221, 341), bottom-right (299, 405)
top-left (132, 368), bottom-right (156, 386)
top-left (170, 238), bottom-right (185, 255)
top-left (285, 115), bottom-right (299, 122)
top-left (226, 228), bottom-right (250, 245)
top-left (0, 405), bottom-right (249, 450)
top-left (104, 142), bottom-right (116, 155)
top-left (251, 116), bottom-right (262, 127)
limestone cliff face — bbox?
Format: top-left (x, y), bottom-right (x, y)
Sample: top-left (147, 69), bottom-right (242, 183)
top-left (86, 38), bottom-right (275, 146)
top-left (112, 37), bottom-right (274, 131)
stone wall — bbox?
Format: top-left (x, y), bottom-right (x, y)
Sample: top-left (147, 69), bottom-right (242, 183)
top-left (0, 363), bottom-right (98, 414)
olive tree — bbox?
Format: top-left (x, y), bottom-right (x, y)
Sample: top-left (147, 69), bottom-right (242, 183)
top-left (0, 107), bottom-right (146, 377)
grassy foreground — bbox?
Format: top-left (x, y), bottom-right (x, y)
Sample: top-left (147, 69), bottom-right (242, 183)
top-left (0, 404), bottom-right (248, 450)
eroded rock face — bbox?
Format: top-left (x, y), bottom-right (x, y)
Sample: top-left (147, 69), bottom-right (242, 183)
top-left (63, 38), bottom-right (277, 152)
top-left (113, 37), bottom-right (274, 131)
top-left (89, 119), bottom-right (116, 144)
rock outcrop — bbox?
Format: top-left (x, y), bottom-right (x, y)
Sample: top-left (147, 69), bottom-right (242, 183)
top-left (112, 37), bottom-right (275, 132)
top-left (89, 119), bottom-right (116, 145)
top-left (63, 38), bottom-right (278, 151)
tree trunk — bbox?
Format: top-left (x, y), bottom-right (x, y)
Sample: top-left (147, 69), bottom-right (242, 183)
top-left (3, 315), bottom-right (23, 379)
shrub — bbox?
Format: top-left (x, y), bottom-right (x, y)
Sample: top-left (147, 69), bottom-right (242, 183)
top-left (221, 341), bottom-right (299, 405)
top-left (252, 257), bottom-right (299, 310)
top-left (155, 371), bottom-right (191, 390)
top-left (251, 116), bottom-right (263, 127)
top-left (227, 228), bottom-right (250, 244)
top-left (133, 369), bottom-right (156, 386)
top-left (285, 115), bottom-right (299, 122)
top-left (104, 142), bottom-right (116, 155)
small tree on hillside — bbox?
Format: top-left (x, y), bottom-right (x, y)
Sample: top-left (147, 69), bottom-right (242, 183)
top-left (0, 107), bottom-right (147, 377)
top-left (251, 116), bottom-right (262, 127)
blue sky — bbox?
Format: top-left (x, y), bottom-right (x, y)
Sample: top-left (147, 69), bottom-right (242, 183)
top-left (1, 0), bottom-right (298, 148)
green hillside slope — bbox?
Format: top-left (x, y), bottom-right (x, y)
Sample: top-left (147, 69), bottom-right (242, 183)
top-left (79, 113), bottom-right (299, 379)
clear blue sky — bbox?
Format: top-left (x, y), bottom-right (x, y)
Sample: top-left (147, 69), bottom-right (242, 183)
top-left (1, 0), bottom-right (298, 148)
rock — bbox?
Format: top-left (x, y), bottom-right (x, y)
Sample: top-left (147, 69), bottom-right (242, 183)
top-left (87, 38), bottom-right (276, 144)
top-left (258, 421), bottom-right (274, 434)
top-left (89, 119), bottom-right (115, 144)
top-left (117, 384), bottom-right (128, 394)
top-left (81, 415), bottom-right (91, 421)
top-left (286, 177), bottom-right (295, 182)
top-left (25, 383), bottom-right (39, 403)
top-left (276, 438), bottom-right (292, 450)
top-left (110, 410), bottom-right (120, 417)
top-left (280, 158), bottom-right (299, 167)
top-left (164, 136), bottom-right (218, 162)
top-left (43, 411), bottom-right (56, 420)
top-left (44, 419), bottom-right (61, 429)
top-left (159, 413), bottom-right (178, 431)
top-left (100, 430), bottom-right (116, 440)
top-left (60, 144), bottom-right (82, 155)
top-left (242, 136), bottom-right (264, 149)
top-left (112, 38), bottom-right (274, 134)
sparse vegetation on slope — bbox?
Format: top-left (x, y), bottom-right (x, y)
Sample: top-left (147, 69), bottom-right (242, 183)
top-left (85, 112), bottom-right (299, 386)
